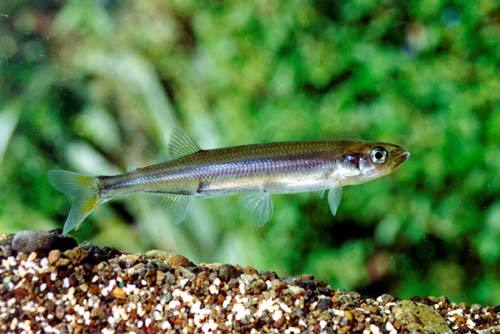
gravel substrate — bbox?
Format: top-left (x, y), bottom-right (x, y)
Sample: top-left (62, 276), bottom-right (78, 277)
top-left (0, 231), bottom-right (498, 333)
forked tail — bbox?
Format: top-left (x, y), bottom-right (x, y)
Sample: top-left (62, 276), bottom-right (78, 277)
top-left (48, 170), bottom-right (102, 234)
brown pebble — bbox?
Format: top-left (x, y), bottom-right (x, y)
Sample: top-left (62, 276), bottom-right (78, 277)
top-left (63, 248), bottom-right (88, 263)
top-left (47, 249), bottom-right (61, 265)
top-left (55, 305), bottom-right (65, 320)
top-left (73, 325), bottom-right (84, 334)
top-left (122, 254), bottom-right (141, 263)
top-left (338, 325), bottom-right (351, 334)
top-left (201, 263), bottom-right (222, 270)
top-left (156, 270), bottom-right (166, 285)
top-left (112, 287), bottom-right (126, 299)
top-left (144, 249), bottom-right (171, 261)
top-left (88, 285), bottom-right (99, 295)
top-left (218, 264), bottom-right (241, 280)
top-left (242, 266), bottom-right (257, 275)
top-left (166, 254), bottom-right (192, 267)
top-left (55, 258), bottom-right (70, 267)
top-left (271, 279), bottom-right (286, 290)
top-left (90, 306), bottom-right (105, 318)
top-left (273, 315), bottom-right (286, 328)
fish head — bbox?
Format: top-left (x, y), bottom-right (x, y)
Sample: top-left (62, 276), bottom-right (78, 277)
top-left (334, 141), bottom-right (410, 185)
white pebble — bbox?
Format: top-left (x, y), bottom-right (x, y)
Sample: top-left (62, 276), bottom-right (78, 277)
top-left (448, 309), bottom-right (464, 316)
top-left (333, 309), bottom-right (344, 317)
top-left (385, 322), bottom-right (396, 332)
top-left (201, 319), bottom-right (218, 332)
top-left (168, 300), bottom-right (180, 309)
top-left (232, 303), bottom-right (250, 321)
top-left (179, 278), bottom-right (189, 288)
top-left (272, 309), bottom-right (282, 321)
top-left (40, 258), bottom-right (48, 268)
top-left (466, 318), bottom-right (476, 328)
top-left (209, 285), bottom-right (218, 295)
top-left (161, 320), bottom-right (171, 329)
top-left (280, 303), bottom-right (292, 313)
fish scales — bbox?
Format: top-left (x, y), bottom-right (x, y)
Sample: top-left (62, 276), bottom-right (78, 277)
top-left (99, 141), bottom-right (342, 197)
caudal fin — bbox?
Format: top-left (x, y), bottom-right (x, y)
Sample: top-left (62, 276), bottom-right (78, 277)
top-left (48, 170), bottom-right (101, 234)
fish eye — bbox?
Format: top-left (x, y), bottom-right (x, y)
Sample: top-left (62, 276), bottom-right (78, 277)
top-left (370, 147), bottom-right (387, 164)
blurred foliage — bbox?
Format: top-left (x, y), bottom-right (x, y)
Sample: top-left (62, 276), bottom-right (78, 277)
top-left (0, 0), bottom-right (498, 305)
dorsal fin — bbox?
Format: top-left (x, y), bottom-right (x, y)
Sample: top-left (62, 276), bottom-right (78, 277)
top-left (168, 127), bottom-right (201, 160)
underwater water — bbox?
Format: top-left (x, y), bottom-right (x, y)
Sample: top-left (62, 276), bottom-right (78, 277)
top-left (0, 0), bottom-right (498, 305)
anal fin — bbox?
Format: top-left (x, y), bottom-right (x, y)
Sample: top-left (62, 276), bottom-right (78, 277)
top-left (241, 191), bottom-right (273, 226)
top-left (146, 192), bottom-right (192, 223)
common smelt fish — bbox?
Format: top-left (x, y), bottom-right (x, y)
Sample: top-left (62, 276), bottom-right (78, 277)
top-left (49, 129), bottom-right (410, 234)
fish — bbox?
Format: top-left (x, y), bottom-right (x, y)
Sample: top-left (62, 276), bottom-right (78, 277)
top-left (48, 128), bottom-right (410, 234)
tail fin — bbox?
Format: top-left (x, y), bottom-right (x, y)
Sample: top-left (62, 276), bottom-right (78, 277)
top-left (48, 170), bottom-right (102, 234)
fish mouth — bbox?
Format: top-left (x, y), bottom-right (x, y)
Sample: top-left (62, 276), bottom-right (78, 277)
top-left (392, 150), bottom-right (410, 168)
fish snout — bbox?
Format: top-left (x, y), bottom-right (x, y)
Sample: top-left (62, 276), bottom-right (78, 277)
top-left (392, 149), bottom-right (410, 168)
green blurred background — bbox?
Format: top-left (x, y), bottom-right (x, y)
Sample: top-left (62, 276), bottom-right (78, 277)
top-left (1, 0), bottom-right (498, 305)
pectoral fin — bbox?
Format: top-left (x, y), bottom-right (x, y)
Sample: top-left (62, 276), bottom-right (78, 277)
top-left (168, 128), bottom-right (201, 160)
top-left (241, 191), bottom-right (273, 226)
top-left (327, 186), bottom-right (343, 216)
top-left (147, 192), bottom-right (192, 223)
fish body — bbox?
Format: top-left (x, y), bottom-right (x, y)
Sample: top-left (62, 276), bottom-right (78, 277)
top-left (49, 129), bottom-right (409, 234)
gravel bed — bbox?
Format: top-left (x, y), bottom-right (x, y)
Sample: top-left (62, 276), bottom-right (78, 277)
top-left (0, 231), bottom-right (498, 333)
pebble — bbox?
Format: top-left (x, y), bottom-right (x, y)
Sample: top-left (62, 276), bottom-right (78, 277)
top-left (0, 232), bottom-right (498, 333)
top-left (166, 254), bottom-right (192, 267)
top-left (218, 264), bottom-right (241, 280)
top-left (316, 296), bottom-right (332, 310)
top-left (112, 287), bottom-right (126, 299)
top-left (156, 270), bottom-right (166, 285)
top-left (47, 249), bottom-right (61, 265)
top-left (10, 230), bottom-right (77, 253)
